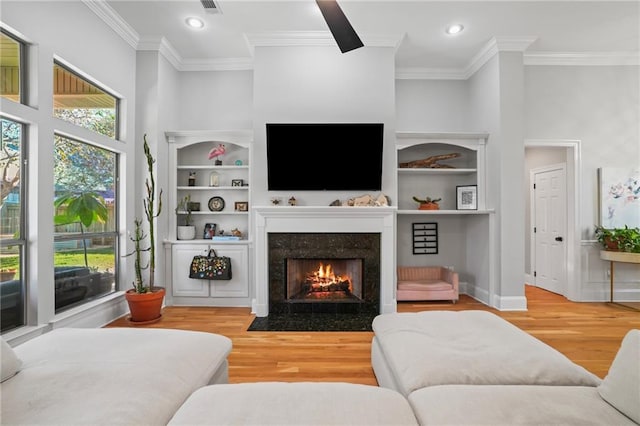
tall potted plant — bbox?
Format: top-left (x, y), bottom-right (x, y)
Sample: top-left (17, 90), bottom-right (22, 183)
top-left (124, 134), bottom-right (164, 323)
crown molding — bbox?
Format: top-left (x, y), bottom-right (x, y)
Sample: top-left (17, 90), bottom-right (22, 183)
top-left (524, 52), bottom-right (640, 66)
top-left (137, 36), bottom-right (183, 70)
top-left (180, 58), bottom-right (254, 71)
top-left (464, 36), bottom-right (537, 78)
top-left (82, 0), bottom-right (138, 49)
top-left (396, 67), bottom-right (467, 80)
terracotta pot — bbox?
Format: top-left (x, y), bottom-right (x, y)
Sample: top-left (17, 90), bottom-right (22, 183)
top-left (418, 202), bottom-right (440, 210)
top-left (125, 287), bottom-right (165, 324)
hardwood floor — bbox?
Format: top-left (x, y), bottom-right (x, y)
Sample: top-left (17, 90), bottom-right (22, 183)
top-left (105, 285), bottom-right (640, 383)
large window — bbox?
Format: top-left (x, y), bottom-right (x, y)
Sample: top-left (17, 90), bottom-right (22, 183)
top-left (53, 135), bottom-right (118, 312)
top-left (0, 30), bottom-right (25, 104)
top-left (0, 117), bottom-right (26, 332)
top-left (53, 62), bottom-right (118, 139)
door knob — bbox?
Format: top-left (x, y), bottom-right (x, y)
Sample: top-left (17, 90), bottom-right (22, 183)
top-left (555, 236), bottom-right (563, 242)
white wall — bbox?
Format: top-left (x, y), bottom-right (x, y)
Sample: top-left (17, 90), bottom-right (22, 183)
top-left (177, 71), bottom-right (253, 130)
top-left (524, 65), bottom-right (640, 301)
top-left (1, 1), bottom-right (136, 328)
top-left (395, 79), bottom-right (470, 131)
top-left (252, 46), bottom-right (397, 207)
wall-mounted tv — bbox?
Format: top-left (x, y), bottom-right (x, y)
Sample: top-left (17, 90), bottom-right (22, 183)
top-left (266, 123), bottom-right (384, 191)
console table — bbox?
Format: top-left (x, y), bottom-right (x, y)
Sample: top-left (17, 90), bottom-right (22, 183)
top-left (600, 250), bottom-right (640, 310)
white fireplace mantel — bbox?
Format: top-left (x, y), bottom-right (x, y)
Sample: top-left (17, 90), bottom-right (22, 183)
top-left (252, 206), bottom-right (397, 317)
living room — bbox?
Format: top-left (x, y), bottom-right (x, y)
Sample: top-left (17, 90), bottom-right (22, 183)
top-left (1, 0), bottom-right (638, 342)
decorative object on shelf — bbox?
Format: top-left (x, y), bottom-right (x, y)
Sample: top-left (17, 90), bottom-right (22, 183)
top-left (288, 196), bottom-right (297, 206)
top-left (187, 201), bottom-right (200, 211)
top-left (231, 179), bottom-right (243, 187)
top-left (413, 196), bottom-right (441, 210)
top-left (598, 167), bottom-right (640, 228)
top-left (375, 194), bottom-right (390, 206)
top-left (330, 199), bottom-right (342, 206)
top-left (208, 196), bottom-right (225, 212)
top-left (231, 228), bottom-right (243, 238)
top-left (208, 143), bottom-right (226, 166)
top-left (456, 185), bottom-right (477, 210)
top-left (203, 223), bottom-right (217, 239)
top-left (271, 197), bottom-right (281, 205)
top-left (399, 153), bottom-right (460, 169)
top-left (209, 171), bottom-right (219, 187)
top-left (124, 134), bottom-right (164, 324)
top-left (176, 194), bottom-right (196, 240)
top-left (412, 222), bottom-right (439, 254)
top-left (235, 159), bottom-right (243, 166)
top-left (235, 201), bottom-right (248, 212)
top-left (595, 225), bottom-right (640, 253)
top-left (188, 171), bottom-right (196, 187)
top-left (189, 249), bottom-right (232, 280)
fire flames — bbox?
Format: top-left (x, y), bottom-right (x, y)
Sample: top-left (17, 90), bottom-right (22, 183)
top-left (305, 263), bottom-right (353, 293)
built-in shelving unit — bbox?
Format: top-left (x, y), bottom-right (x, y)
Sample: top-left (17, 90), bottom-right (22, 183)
top-left (164, 130), bottom-right (253, 306)
top-left (395, 132), bottom-right (494, 305)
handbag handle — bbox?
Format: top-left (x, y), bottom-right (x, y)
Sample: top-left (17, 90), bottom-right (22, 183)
top-left (207, 249), bottom-right (218, 258)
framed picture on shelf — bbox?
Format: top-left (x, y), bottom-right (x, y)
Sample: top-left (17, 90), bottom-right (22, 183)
top-left (231, 179), bottom-right (244, 187)
top-left (203, 223), bottom-right (216, 239)
top-left (235, 201), bottom-right (248, 212)
top-left (456, 185), bottom-right (477, 210)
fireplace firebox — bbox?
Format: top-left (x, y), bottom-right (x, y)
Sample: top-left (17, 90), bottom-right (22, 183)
top-left (286, 258), bottom-right (363, 302)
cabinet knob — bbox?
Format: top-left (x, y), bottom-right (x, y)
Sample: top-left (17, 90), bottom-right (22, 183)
top-left (555, 236), bottom-right (563, 242)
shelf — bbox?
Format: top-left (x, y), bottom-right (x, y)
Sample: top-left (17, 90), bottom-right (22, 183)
top-left (177, 165), bottom-right (249, 170)
top-left (177, 211), bottom-right (249, 215)
top-left (177, 186), bottom-right (248, 190)
top-left (398, 168), bottom-right (477, 174)
top-left (397, 209), bottom-right (494, 215)
top-left (165, 239), bottom-right (252, 245)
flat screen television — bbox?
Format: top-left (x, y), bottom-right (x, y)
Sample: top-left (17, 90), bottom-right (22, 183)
top-left (266, 123), bottom-right (384, 191)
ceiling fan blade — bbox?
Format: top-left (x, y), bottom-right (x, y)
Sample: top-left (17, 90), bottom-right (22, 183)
top-left (315, 0), bottom-right (364, 53)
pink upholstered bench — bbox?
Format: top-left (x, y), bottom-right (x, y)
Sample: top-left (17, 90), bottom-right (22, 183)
top-left (397, 266), bottom-right (459, 302)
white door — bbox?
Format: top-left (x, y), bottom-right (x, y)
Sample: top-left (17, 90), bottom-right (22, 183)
top-left (532, 165), bottom-right (567, 295)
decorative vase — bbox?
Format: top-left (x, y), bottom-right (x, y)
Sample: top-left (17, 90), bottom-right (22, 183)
top-left (419, 202), bottom-right (440, 210)
top-left (177, 225), bottom-right (196, 240)
top-left (125, 287), bottom-right (165, 324)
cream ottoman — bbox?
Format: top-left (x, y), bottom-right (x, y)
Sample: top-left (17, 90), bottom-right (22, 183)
top-left (168, 382), bottom-right (419, 425)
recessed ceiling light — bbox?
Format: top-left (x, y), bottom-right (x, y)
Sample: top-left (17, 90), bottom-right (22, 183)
top-left (185, 17), bottom-right (204, 29)
top-left (445, 24), bottom-right (464, 35)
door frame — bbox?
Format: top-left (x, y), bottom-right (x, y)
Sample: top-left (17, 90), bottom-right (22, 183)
top-left (524, 139), bottom-right (581, 301)
top-left (530, 163), bottom-right (567, 295)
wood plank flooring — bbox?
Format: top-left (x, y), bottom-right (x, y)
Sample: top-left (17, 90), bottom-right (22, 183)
top-left (105, 285), bottom-right (640, 383)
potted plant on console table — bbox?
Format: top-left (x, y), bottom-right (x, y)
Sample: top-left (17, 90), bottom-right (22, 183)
top-left (413, 196), bottom-right (441, 211)
top-left (124, 135), bottom-right (164, 324)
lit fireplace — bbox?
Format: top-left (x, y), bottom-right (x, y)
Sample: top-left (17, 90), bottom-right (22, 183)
top-left (286, 258), bottom-right (363, 302)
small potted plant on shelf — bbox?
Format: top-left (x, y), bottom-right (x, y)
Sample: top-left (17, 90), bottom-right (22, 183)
top-left (413, 196), bottom-right (441, 210)
top-left (176, 194), bottom-right (196, 240)
top-left (124, 134), bottom-right (164, 324)
top-left (595, 225), bottom-right (640, 253)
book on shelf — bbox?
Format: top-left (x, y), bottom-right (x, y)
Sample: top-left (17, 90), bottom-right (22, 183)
top-left (212, 235), bottom-right (241, 241)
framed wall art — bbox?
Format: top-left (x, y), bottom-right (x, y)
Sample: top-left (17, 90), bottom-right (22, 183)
top-left (598, 167), bottom-right (640, 228)
top-left (456, 185), bottom-right (477, 210)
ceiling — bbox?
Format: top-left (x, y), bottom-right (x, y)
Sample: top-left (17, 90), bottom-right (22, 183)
top-left (101, 1), bottom-right (638, 73)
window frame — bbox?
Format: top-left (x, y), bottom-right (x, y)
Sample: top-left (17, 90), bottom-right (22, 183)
top-left (0, 116), bottom-right (27, 331)
top-left (0, 28), bottom-right (27, 105)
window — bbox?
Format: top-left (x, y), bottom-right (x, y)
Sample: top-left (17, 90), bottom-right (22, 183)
top-left (53, 135), bottom-right (118, 312)
top-left (0, 30), bottom-right (25, 104)
top-left (0, 117), bottom-right (26, 332)
top-left (53, 62), bottom-right (118, 139)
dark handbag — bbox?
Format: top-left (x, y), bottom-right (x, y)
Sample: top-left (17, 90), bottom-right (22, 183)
top-left (189, 249), bottom-right (232, 280)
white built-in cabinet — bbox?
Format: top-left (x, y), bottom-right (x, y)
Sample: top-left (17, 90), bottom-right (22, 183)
top-left (164, 131), bottom-right (253, 306)
top-left (395, 132), bottom-right (495, 304)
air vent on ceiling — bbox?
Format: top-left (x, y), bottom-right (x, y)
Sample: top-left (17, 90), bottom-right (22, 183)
top-left (200, 0), bottom-right (221, 14)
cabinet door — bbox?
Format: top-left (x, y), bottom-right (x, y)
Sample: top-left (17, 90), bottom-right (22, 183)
top-left (209, 245), bottom-right (249, 297)
top-left (172, 245), bottom-right (211, 297)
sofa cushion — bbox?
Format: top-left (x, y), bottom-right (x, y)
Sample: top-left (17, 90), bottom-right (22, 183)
top-left (168, 382), bottom-right (419, 426)
top-left (597, 329), bottom-right (640, 424)
top-left (397, 280), bottom-right (452, 291)
top-left (408, 385), bottom-right (637, 425)
top-left (1, 338), bottom-right (21, 382)
top-left (372, 310), bottom-right (601, 396)
top-left (1, 328), bottom-right (232, 425)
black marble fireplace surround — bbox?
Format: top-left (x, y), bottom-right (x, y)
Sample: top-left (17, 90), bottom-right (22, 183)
top-left (248, 233), bottom-right (380, 331)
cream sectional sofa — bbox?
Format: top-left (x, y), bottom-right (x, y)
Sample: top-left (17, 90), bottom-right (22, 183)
top-left (372, 310), bottom-right (639, 425)
top-left (1, 328), bottom-right (232, 425)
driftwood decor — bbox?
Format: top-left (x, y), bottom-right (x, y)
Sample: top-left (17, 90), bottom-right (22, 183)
top-left (399, 153), bottom-right (460, 168)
